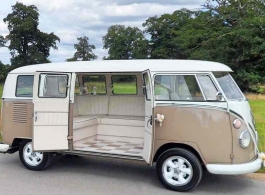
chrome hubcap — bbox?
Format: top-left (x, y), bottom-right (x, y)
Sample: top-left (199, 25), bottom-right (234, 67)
top-left (23, 142), bottom-right (43, 166)
top-left (162, 156), bottom-right (193, 186)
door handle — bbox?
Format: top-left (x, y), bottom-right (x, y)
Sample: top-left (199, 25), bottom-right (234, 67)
top-left (147, 115), bottom-right (152, 127)
top-left (155, 114), bottom-right (165, 127)
top-left (35, 112), bottom-right (38, 122)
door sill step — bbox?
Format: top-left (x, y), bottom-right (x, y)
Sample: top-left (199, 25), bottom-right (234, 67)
top-left (63, 150), bottom-right (145, 162)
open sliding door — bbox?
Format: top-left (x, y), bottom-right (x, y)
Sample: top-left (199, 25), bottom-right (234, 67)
top-left (33, 72), bottom-right (71, 151)
top-left (142, 70), bottom-right (154, 164)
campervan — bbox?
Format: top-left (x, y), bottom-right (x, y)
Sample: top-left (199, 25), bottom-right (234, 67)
top-left (0, 60), bottom-right (263, 192)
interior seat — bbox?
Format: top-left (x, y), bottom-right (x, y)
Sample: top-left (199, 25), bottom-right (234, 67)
top-left (100, 116), bottom-right (144, 127)
top-left (73, 95), bottom-right (145, 143)
top-left (73, 116), bottom-right (99, 130)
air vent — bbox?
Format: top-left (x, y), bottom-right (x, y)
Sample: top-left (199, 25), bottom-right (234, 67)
top-left (13, 103), bottom-right (28, 124)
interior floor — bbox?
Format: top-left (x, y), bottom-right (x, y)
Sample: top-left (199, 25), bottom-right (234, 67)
top-left (74, 138), bottom-right (144, 157)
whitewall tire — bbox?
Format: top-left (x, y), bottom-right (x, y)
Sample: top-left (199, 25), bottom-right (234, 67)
top-left (156, 148), bottom-right (202, 192)
top-left (19, 140), bottom-right (53, 171)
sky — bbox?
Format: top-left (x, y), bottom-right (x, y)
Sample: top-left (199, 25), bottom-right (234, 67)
top-left (0, 0), bottom-right (205, 64)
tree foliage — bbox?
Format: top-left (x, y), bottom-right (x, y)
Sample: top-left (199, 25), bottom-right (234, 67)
top-left (67, 36), bottom-right (97, 61)
top-left (142, 0), bottom-right (265, 92)
top-left (0, 35), bottom-right (7, 48)
top-left (103, 25), bottom-right (148, 60)
top-left (0, 61), bottom-right (9, 82)
top-left (3, 2), bottom-right (60, 68)
top-left (143, 9), bottom-right (194, 59)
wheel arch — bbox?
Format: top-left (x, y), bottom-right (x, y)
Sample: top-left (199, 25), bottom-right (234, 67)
top-left (153, 143), bottom-right (204, 165)
top-left (11, 138), bottom-right (32, 147)
top-left (6, 138), bottom-right (32, 154)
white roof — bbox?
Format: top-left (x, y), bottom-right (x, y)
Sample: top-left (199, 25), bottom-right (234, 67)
top-left (10, 60), bottom-right (232, 74)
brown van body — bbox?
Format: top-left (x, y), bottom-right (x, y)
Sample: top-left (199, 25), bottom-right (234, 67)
top-left (2, 99), bottom-right (256, 165)
top-left (2, 100), bottom-right (33, 145)
top-left (153, 105), bottom-right (256, 164)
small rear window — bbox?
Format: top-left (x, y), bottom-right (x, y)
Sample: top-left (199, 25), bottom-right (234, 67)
top-left (16, 75), bottom-right (34, 97)
top-left (112, 75), bottom-right (137, 95)
top-left (83, 75), bottom-right (107, 95)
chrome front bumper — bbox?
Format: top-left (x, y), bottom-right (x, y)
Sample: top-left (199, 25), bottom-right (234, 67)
top-left (206, 156), bottom-right (263, 175)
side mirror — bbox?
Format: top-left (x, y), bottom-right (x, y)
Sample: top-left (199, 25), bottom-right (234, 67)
top-left (216, 92), bottom-right (224, 101)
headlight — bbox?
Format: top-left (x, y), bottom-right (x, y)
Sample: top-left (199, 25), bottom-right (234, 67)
top-left (233, 119), bottom-right (242, 129)
top-left (239, 130), bottom-right (251, 148)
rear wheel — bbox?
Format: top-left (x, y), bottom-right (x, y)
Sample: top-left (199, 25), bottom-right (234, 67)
top-left (19, 140), bottom-right (53, 171)
top-left (156, 148), bottom-right (202, 192)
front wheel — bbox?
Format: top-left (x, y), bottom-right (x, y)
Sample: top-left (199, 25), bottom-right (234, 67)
top-left (156, 148), bottom-right (203, 192)
top-left (19, 140), bottom-right (53, 171)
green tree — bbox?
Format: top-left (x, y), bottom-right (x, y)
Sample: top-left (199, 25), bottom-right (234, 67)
top-left (143, 0), bottom-right (265, 92)
top-left (3, 2), bottom-right (60, 67)
top-left (143, 9), bottom-right (195, 59)
top-left (0, 35), bottom-right (7, 48)
top-left (190, 0), bottom-right (265, 91)
top-left (67, 36), bottom-right (97, 61)
top-left (103, 25), bottom-right (148, 60)
top-left (0, 61), bottom-right (9, 82)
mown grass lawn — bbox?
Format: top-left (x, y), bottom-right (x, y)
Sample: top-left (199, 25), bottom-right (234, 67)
top-left (248, 100), bottom-right (265, 173)
top-left (83, 82), bottom-right (137, 95)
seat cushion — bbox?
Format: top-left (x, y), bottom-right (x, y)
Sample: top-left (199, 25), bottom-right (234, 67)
top-left (100, 116), bottom-right (144, 127)
top-left (73, 116), bottom-right (99, 130)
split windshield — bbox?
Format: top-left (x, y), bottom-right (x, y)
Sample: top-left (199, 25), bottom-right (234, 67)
top-left (214, 73), bottom-right (244, 100)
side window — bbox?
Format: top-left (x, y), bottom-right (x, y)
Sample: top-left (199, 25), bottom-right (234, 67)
top-left (83, 75), bottom-right (106, 95)
top-left (16, 75), bottom-right (34, 97)
top-left (154, 75), bottom-right (204, 101)
top-left (39, 74), bottom-right (68, 98)
top-left (178, 75), bottom-right (204, 101)
top-left (155, 76), bottom-right (171, 100)
top-left (143, 74), bottom-right (151, 100)
top-left (112, 75), bottom-right (137, 95)
top-left (197, 75), bottom-right (218, 101)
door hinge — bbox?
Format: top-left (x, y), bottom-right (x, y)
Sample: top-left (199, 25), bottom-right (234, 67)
top-left (230, 154), bottom-right (234, 159)
top-left (67, 136), bottom-right (73, 140)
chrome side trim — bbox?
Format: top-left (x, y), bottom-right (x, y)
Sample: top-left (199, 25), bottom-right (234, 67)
top-left (2, 98), bottom-right (33, 102)
top-left (229, 109), bottom-right (244, 120)
top-left (155, 103), bottom-right (227, 112)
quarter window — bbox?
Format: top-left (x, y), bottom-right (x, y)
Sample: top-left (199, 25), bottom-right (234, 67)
top-left (83, 75), bottom-right (106, 95)
top-left (112, 75), bottom-right (137, 95)
top-left (16, 75), bottom-right (34, 97)
top-left (38, 74), bottom-right (68, 98)
top-left (154, 75), bottom-right (204, 101)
